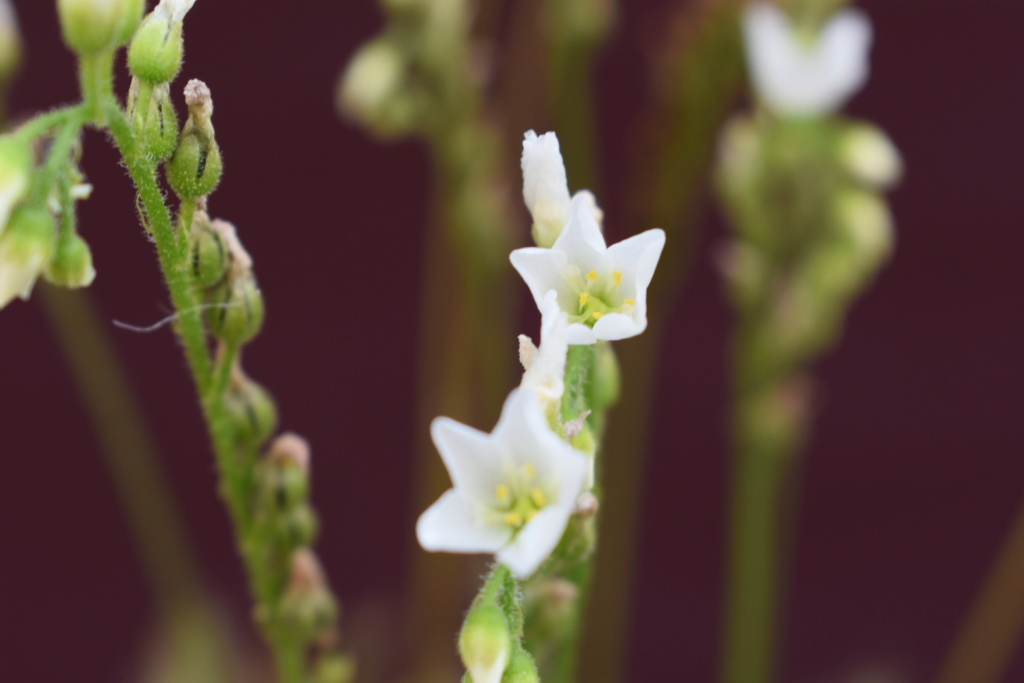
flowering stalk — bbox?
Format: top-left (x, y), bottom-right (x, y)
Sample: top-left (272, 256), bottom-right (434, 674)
top-left (717, 3), bottom-right (897, 682)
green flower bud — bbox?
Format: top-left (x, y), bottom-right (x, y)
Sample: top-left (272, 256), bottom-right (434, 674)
top-left (44, 232), bottom-right (96, 288)
top-left (116, 0), bottom-right (144, 45)
top-left (312, 654), bottom-right (356, 683)
top-left (127, 80), bottom-right (179, 161)
top-left (0, 206), bottom-right (56, 308)
top-left (206, 272), bottom-right (265, 344)
top-left (0, 134), bottom-right (33, 235)
top-left (501, 649), bottom-right (540, 683)
top-left (279, 550), bottom-right (337, 641)
top-left (835, 188), bottom-right (894, 279)
top-left (337, 37), bottom-right (418, 138)
top-left (188, 215), bottom-right (230, 288)
top-left (128, 10), bottom-right (183, 84)
top-left (224, 378), bottom-right (278, 447)
top-left (57, 0), bottom-right (129, 55)
top-left (838, 122), bottom-right (902, 189)
top-left (167, 80), bottom-right (222, 198)
top-left (256, 460), bottom-right (310, 513)
top-left (0, 0), bottom-right (23, 84)
top-left (459, 604), bottom-right (511, 683)
top-left (272, 504), bottom-right (319, 550)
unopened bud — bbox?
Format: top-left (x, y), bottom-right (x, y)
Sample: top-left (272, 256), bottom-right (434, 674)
top-left (127, 79), bottom-right (179, 161)
top-left (128, 7), bottom-right (183, 84)
top-left (44, 232), bottom-right (96, 288)
top-left (337, 38), bottom-right (416, 138)
top-left (459, 604), bottom-right (511, 683)
top-left (116, 0), bottom-right (144, 44)
top-left (58, 0), bottom-right (129, 55)
top-left (224, 378), bottom-right (278, 447)
top-left (276, 504), bottom-right (319, 548)
top-left (312, 654), bottom-right (356, 683)
top-left (501, 648), bottom-right (540, 683)
top-left (835, 188), bottom-right (894, 274)
top-left (206, 272), bottom-right (265, 344)
top-left (279, 550), bottom-right (337, 640)
top-left (268, 432), bottom-right (311, 474)
top-left (839, 123), bottom-right (902, 189)
top-left (0, 207), bottom-right (56, 308)
top-left (188, 212), bottom-right (230, 288)
top-left (0, 134), bottom-right (33, 236)
top-left (167, 80), bottom-right (222, 198)
top-left (0, 0), bottom-right (23, 84)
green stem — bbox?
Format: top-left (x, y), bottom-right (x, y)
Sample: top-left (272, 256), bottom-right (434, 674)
top-left (105, 98), bottom-right (304, 681)
top-left (177, 196), bottom-right (197, 252)
top-left (78, 52), bottom-right (114, 126)
top-left (13, 107), bottom-right (78, 142)
top-left (29, 109), bottom-right (85, 206)
top-left (479, 564), bottom-right (512, 607)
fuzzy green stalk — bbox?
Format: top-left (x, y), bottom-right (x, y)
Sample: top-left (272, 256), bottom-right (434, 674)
top-left (103, 97), bottom-right (305, 683)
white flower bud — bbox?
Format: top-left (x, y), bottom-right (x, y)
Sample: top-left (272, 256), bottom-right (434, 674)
top-left (459, 604), bottom-right (511, 683)
top-left (839, 123), bottom-right (902, 189)
top-left (521, 130), bottom-right (571, 248)
top-left (0, 207), bottom-right (56, 308)
top-left (337, 38), bottom-right (409, 135)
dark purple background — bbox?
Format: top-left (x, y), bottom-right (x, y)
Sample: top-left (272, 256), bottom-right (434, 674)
top-left (2, 1), bottom-right (1022, 681)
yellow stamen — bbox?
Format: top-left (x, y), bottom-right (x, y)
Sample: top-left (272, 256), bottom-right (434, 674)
top-left (531, 488), bottom-right (547, 508)
top-left (625, 299), bottom-right (635, 306)
top-left (523, 462), bottom-right (537, 479)
top-left (504, 512), bottom-right (523, 527)
top-left (585, 270), bottom-right (598, 282)
top-left (496, 484), bottom-right (510, 503)
top-left (578, 292), bottom-right (589, 308)
top-left (613, 271), bottom-right (623, 287)
top-left (592, 311), bottom-right (604, 320)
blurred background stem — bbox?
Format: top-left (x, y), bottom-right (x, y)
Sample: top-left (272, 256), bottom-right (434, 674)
top-left (578, 2), bottom-right (744, 680)
top-left (935, 498), bottom-right (1024, 683)
top-left (39, 284), bottom-right (232, 681)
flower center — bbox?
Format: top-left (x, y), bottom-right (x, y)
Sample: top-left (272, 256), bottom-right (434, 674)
top-left (492, 462), bottom-right (550, 531)
top-left (563, 267), bottom-right (635, 327)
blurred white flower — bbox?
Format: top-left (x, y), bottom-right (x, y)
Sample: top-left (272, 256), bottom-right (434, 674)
top-left (518, 289), bottom-right (569, 414)
top-left (511, 194), bottom-right (665, 345)
top-left (416, 388), bottom-right (589, 579)
top-left (742, 2), bottom-right (872, 117)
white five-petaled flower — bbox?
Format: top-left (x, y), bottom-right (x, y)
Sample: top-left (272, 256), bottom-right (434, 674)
top-left (518, 289), bottom-right (569, 414)
top-left (511, 194), bottom-right (665, 345)
top-left (521, 130), bottom-right (601, 248)
top-left (742, 2), bottom-right (872, 117)
top-left (416, 388), bottom-right (589, 579)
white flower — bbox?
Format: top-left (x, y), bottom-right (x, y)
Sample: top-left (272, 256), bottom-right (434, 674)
top-left (742, 2), bottom-right (872, 117)
top-left (521, 130), bottom-right (602, 247)
top-left (153, 0), bottom-right (196, 23)
top-left (416, 388), bottom-right (589, 579)
top-left (518, 289), bottom-right (569, 413)
top-left (510, 194), bottom-right (665, 345)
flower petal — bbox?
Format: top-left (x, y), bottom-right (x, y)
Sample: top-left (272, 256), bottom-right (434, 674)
top-left (591, 312), bottom-right (642, 341)
top-left (497, 505), bottom-right (575, 579)
top-left (552, 194), bottom-right (607, 264)
top-left (417, 489), bottom-right (512, 554)
top-left (565, 323), bottom-right (599, 345)
top-left (431, 417), bottom-right (504, 502)
top-left (510, 247), bottom-right (568, 310)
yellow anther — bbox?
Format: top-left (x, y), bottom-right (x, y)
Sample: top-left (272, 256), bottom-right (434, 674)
top-left (585, 270), bottom-right (598, 282)
top-left (531, 488), bottom-right (547, 508)
top-left (625, 299), bottom-right (635, 306)
top-left (592, 311), bottom-right (604, 320)
top-left (578, 292), bottom-right (589, 308)
top-left (496, 484), bottom-right (510, 503)
top-left (523, 462), bottom-right (537, 479)
top-left (613, 271), bottom-right (623, 287)
top-left (504, 512), bottom-right (523, 527)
